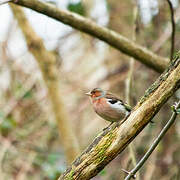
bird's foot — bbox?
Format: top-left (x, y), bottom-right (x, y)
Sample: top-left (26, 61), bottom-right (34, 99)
top-left (103, 122), bottom-right (114, 131)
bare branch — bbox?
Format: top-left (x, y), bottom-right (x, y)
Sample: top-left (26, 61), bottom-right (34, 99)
top-left (166, 0), bottom-right (176, 60)
top-left (124, 100), bottom-right (180, 180)
top-left (11, 0), bottom-right (169, 73)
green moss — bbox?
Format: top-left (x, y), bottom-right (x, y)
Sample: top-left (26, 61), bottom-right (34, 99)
top-left (94, 131), bottom-right (116, 164)
top-left (65, 169), bottom-right (74, 180)
top-left (139, 82), bottom-right (159, 104)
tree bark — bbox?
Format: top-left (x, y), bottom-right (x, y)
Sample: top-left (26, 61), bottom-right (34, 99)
top-left (59, 51), bottom-right (180, 179)
top-left (10, 4), bottom-right (80, 164)
top-left (11, 0), bottom-right (169, 73)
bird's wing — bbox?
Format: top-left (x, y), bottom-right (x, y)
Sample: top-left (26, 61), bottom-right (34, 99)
top-left (105, 93), bottom-right (131, 112)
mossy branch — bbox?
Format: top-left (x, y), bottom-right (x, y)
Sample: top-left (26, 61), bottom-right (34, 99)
top-left (59, 51), bottom-right (180, 179)
top-left (10, 0), bottom-right (169, 73)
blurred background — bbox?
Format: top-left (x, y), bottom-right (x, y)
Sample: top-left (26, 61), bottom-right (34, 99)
top-left (0, 0), bottom-right (180, 179)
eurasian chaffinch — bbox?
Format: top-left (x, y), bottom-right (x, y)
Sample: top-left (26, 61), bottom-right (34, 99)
top-left (86, 88), bottom-right (131, 127)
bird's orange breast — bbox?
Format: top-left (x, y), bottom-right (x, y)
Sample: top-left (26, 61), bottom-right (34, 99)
top-left (92, 97), bottom-right (126, 122)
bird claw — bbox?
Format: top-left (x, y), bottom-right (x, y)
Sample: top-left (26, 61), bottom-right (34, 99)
top-left (103, 127), bottom-right (108, 131)
top-left (103, 122), bottom-right (114, 131)
top-left (122, 169), bottom-right (136, 179)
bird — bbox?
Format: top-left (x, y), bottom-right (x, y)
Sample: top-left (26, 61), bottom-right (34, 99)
top-left (85, 88), bottom-right (131, 128)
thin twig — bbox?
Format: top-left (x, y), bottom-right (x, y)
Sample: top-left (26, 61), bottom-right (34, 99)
top-left (166, 0), bottom-right (176, 60)
top-left (124, 100), bottom-right (180, 180)
top-left (151, 6), bottom-right (180, 52)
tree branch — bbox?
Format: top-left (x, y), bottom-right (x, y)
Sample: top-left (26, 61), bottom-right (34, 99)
top-left (10, 0), bottom-right (169, 73)
top-left (58, 51), bottom-right (180, 179)
top-left (124, 100), bottom-right (180, 180)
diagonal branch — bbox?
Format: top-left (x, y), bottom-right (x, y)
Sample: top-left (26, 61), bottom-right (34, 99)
top-left (59, 51), bottom-right (180, 179)
top-left (10, 0), bottom-right (169, 73)
top-left (124, 100), bottom-right (180, 180)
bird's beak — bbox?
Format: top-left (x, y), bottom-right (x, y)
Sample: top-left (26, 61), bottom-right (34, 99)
top-left (85, 92), bottom-right (91, 96)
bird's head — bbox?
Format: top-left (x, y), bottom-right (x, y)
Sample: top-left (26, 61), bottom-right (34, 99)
top-left (85, 88), bottom-right (106, 100)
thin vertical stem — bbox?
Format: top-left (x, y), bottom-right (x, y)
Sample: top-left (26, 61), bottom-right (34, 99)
top-left (125, 101), bottom-right (180, 180)
top-left (166, 0), bottom-right (176, 60)
top-left (125, 4), bottom-right (140, 180)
